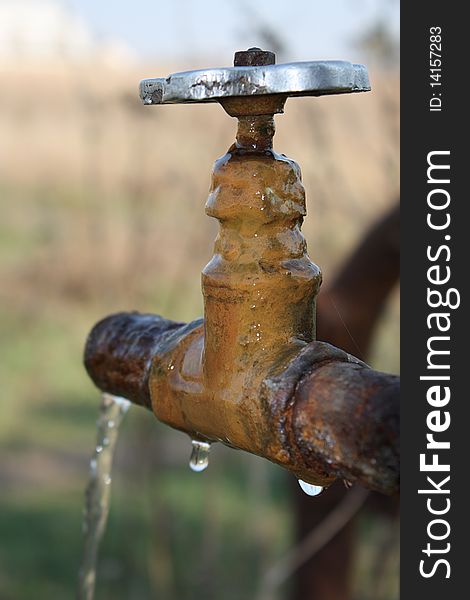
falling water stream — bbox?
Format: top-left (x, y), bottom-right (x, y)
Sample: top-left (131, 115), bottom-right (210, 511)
top-left (76, 392), bottom-right (325, 598)
top-left (77, 393), bottom-right (131, 600)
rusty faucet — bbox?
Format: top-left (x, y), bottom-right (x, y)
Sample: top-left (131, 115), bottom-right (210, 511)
top-left (84, 49), bottom-right (399, 495)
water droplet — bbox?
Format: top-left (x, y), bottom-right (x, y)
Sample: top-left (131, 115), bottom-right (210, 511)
top-left (96, 445), bottom-right (103, 454)
top-left (189, 440), bottom-right (211, 473)
top-left (107, 420), bottom-right (115, 429)
top-left (298, 479), bottom-right (324, 497)
top-left (103, 475), bottom-right (112, 485)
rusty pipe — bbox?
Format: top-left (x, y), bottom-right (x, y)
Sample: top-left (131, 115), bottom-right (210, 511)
top-left (84, 312), bottom-right (399, 495)
top-left (84, 312), bottom-right (185, 409)
top-left (291, 360), bottom-right (399, 495)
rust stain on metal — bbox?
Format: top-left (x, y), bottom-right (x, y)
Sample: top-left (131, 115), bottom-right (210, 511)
top-left (84, 312), bottom-right (184, 409)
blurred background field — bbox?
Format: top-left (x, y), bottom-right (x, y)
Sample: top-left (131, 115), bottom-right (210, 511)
top-left (0, 1), bottom-right (399, 598)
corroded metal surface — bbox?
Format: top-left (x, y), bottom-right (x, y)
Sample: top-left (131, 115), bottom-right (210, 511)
top-left (84, 312), bottom-right (184, 409)
top-left (291, 358), bottom-right (399, 494)
top-left (234, 47), bottom-right (276, 67)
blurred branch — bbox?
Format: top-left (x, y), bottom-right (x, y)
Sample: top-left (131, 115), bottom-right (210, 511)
top-left (351, 0), bottom-right (399, 68)
top-left (233, 0), bottom-right (287, 57)
top-left (364, 515), bottom-right (400, 600)
top-left (355, 20), bottom-right (399, 68)
top-left (256, 487), bottom-right (369, 600)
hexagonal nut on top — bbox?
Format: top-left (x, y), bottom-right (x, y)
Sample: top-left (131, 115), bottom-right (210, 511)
top-left (233, 47), bottom-right (276, 67)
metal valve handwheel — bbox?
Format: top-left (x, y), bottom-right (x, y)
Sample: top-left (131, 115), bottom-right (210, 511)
top-left (139, 47), bottom-right (370, 108)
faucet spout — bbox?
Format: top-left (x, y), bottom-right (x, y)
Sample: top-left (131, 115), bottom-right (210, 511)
top-left (194, 124), bottom-right (322, 459)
